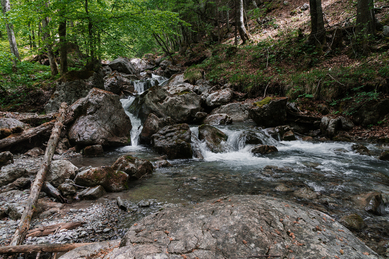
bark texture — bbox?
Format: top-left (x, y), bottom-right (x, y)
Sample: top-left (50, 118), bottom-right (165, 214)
top-left (356, 0), bottom-right (376, 35)
top-left (309, 0), bottom-right (326, 45)
top-left (237, 0), bottom-right (250, 44)
top-left (1, 0), bottom-right (20, 62)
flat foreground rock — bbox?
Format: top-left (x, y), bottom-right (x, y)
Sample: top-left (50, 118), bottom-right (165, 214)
top-left (104, 195), bottom-right (380, 259)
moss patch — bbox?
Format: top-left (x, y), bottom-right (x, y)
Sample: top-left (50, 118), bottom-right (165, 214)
top-left (254, 97), bottom-right (273, 108)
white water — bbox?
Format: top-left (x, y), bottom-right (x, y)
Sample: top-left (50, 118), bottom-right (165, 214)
top-left (120, 74), bottom-right (169, 149)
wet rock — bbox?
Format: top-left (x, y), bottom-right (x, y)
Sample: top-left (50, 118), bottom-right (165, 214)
top-left (82, 145), bottom-right (104, 157)
top-left (379, 150), bottom-right (389, 161)
top-left (302, 136), bottom-right (314, 141)
top-left (293, 187), bottom-right (318, 200)
top-left (339, 116), bottom-right (354, 130)
top-left (130, 58), bottom-right (155, 73)
top-left (106, 195), bottom-right (380, 259)
top-left (111, 155), bottom-right (153, 179)
top-left (68, 88), bottom-right (132, 147)
top-left (203, 114), bottom-right (232, 125)
top-left (275, 184), bottom-right (292, 192)
top-left (0, 151), bottom-right (13, 167)
top-left (151, 124), bottom-right (193, 159)
top-left (0, 165), bottom-right (28, 186)
top-left (77, 185), bottom-right (106, 200)
top-left (194, 111), bottom-right (207, 122)
top-left (140, 113), bottom-right (174, 145)
top-left (251, 145), bottom-right (278, 155)
top-left (321, 116), bottom-right (341, 138)
top-left (365, 193), bottom-right (386, 215)
top-left (340, 214), bottom-right (367, 231)
top-left (25, 147), bottom-right (44, 157)
top-left (210, 103), bottom-right (250, 122)
top-left (154, 160), bottom-right (172, 168)
top-left (238, 131), bottom-right (263, 146)
top-left (351, 144), bottom-right (370, 156)
top-left (108, 57), bottom-right (137, 75)
top-left (45, 70), bottom-right (104, 113)
top-left (48, 160), bottom-right (78, 187)
top-left (283, 130), bottom-right (296, 141)
top-left (198, 125), bottom-right (228, 153)
top-left (249, 98), bottom-right (288, 127)
top-left (205, 88), bottom-right (233, 107)
top-left (58, 180), bottom-right (77, 197)
top-left (59, 240), bottom-right (120, 259)
top-left (75, 166), bottom-right (129, 192)
top-left (104, 71), bottom-right (125, 94)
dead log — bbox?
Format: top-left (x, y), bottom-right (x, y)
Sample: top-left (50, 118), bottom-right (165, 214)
top-left (27, 222), bottom-right (85, 238)
top-left (0, 243), bottom-right (92, 254)
top-left (19, 113), bottom-right (58, 127)
top-left (0, 121), bottom-right (55, 150)
top-left (9, 103), bottom-right (68, 247)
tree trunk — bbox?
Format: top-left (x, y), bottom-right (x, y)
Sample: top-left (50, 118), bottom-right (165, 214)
top-left (356, 0), bottom-right (375, 35)
top-left (234, 0), bottom-right (238, 45)
top-left (0, 243), bottom-right (92, 254)
top-left (1, 0), bottom-right (20, 63)
top-left (237, 0), bottom-right (250, 44)
top-left (59, 18), bottom-right (68, 75)
top-left (9, 103), bottom-right (67, 246)
top-left (252, 0), bottom-right (258, 8)
top-left (309, 0), bottom-right (326, 46)
top-left (42, 16), bottom-right (58, 76)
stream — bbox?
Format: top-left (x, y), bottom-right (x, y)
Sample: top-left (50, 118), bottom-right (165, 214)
top-left (69, 75), bottom-right (389, 255)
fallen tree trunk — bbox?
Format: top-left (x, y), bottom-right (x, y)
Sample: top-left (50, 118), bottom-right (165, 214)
top-left (9, 103), bottom-right (68, 246)
top-left (0, 121), bottom-right (55, 150)
top-left (27, 222), bottom-right (85, 238)
top-left (0, 243), bottom-right (92, 254)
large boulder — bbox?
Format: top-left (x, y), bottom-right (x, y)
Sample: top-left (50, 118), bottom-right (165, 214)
top-left (205, 88), bottom-right (233, 107)
top-left (203, 114), bottom-right (232, 125)
top-left (74, 166), bottom-right (129, 192)
top-left (238, 131), bottom-right (264, 146)
top-left (139, 113), bottom-right (175, 145)
top-left (103, 71), bottom-right (125, 94)
top-left (249, 97), bottom-right (288, 127)
top-left (210, 103), bottom-right (250, 122)
top-left (129, 76), bottom-right (202, 123)
top-left (198, 125), bottom-right (228, 153)
top-left (320, 116), bottom-right (341, 138)
top-left (111, 155), bottom-right (153, 179)
top-left (151, 124), bottom-right (192, 159)
top-left (108, 57), bottom-right (137, 75)
top-left (47, 160), bottom-right (78, 187)
top-left (77, 185), bottom-right (106, 200)
top-left (68, 88), bottom-right (132, 147)
top-left (130, 58), bottom-right (155, 73)
top-left (104, 195), bottom-right (380, 259)
top-left (379, 150), bottom-right (389, 161)
top-left (45, 70), bottom-right (104, 113)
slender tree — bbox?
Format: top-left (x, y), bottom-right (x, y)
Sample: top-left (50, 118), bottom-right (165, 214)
top-left (309, 0), bottom-right (326, 46)
top-left (237, 0), bottom-right (250, 44)
top-left (42, 16), bottom-right (58, 76)
top-left (1, 0), bottom-right (20, 63)
top-left (58, 9), bottom-right (68, 74)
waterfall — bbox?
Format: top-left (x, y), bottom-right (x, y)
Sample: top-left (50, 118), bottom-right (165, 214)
top-left (121, 74), bottom-right (168, 147)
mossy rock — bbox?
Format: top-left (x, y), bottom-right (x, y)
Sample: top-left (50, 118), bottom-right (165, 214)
top-left (254, 97), bottom-right (273, 108)
top-left (340, 214), bottom-right (366, 231)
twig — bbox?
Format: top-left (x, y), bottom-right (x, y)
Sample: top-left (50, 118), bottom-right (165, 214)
top-left (314, 78), bottom-right (323, 98)
top-left (263, 82), bottom-right (271, 98)
top-left (35, 252), bottom-right (40, 259)
top-left (247, 256), bottom-right (281, 258)
top-left (327, 73), bottom-right (345, 86)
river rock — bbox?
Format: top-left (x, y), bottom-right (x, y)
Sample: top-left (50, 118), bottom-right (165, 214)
top-left (151, 124), bottom-right (193, 159)
top-left (352, 144), bottom-right (370, 156)
top-left (0, 165), bottom-right (28, 186)
top-left (275, 184), bottom-right (292, 192)
top-left (104, 195), bottom-right (380, 259)
top-left (339, 116), bottom-right (355, 130)
top-left (210, 103), bottom-right (250, 122)
top-left (198, 124), bottom-right (228, 153)
top-left (111, 155), bottom-right (153, 179)
top-left (205, 88), bottom-right (233, 107)
top-left (0, 118), bottom-right (26, 130)
top-left (108, 57), bottom-right (138, 75)
top-left (130, 81), bottom-right (202, 123)
top-left (340, 214), bottom-right (367, 231)
top-left (294, 187), bottom-right (318, 200)
top-left (203, 114), bottom-right (232, 125)
top-left (68, 88), bottom-right (132, 147)
top-left (251, 145), bottom-right (278, 155)
top-left (154, 160), bottom-right (172, 168)
top-left (379, 150), bottom-right (389, 161)
top-left (47, 160), bottom-right (78, 187)
top-left (365, 193), bottom-right (386, 215)
top-left (74, 166), bottom-right (129, 192)
top-left (82, 144), bottom-right (104, 157)
top-left (45, 70), bottom-right (104, 113)
top-left (321, 116), bottom-right (341, 138)
top-left (140, 113), bottom-right (175, 145)
top-left (25, 147), bottom-right (44, 157)
top-left (77, 185), bottom-right (106, 200)
top-left (0, 151), bottom-right (13, 167)
top-left (130, 58), bottom-right (155, 73)
top-left (58, 180), bottom-right (77, 197)
top-left (104, 71), bottom-right (125, 94)
top-left (249, 98), bottom-right (288, 127)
